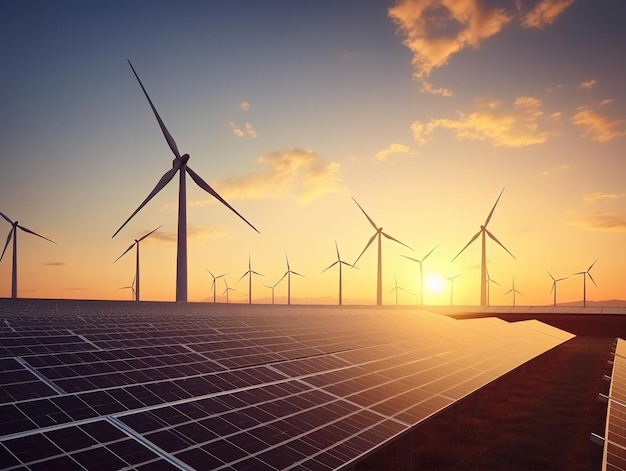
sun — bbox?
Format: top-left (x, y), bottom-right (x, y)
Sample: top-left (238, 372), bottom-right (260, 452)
top-left (425, 274), bottom-right (445, 294)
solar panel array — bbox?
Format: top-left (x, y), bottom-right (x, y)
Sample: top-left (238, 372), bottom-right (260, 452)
top-left (0, 299), bottom-right (574, 470)
top-left (600, 337), bottom-right (626, 471)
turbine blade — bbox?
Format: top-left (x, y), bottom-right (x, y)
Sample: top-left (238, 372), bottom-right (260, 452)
top-left (186, 166), bottom-right (259, 233)
top-left (452, 231), bottom-right (481, 261)
top-left (353, 233), bottom-right (377, 266)
top-left (401, 254), bottom-right (420, 264)
top-left (0, 211), bottom-right (13, 225)
top-left (588, 259), bottom-right (598, 272)
top-left (16, 225), bottom-right (56, 244)
top-left (381, 231), bottom-right (412, 250)
top-left (113, 165), bottom-right (179, 238)
top-left (138, 224), bottom-right (163, 242)
top-left (127, 60), bottom-right (181, 160)
top-left (422, 244), bottom-right (438, 261)
top-left (334, 240), bottom-right (340, 260)
top-left (322, 260), bottom-right (339, 273)
top-left (206, 268), bottom-right (215, 277)
top-left (292, 271), bottom-right (305, 277)
top-left (547, 271), bottom-right (555, 282)
top-left (0, 229), bottom-right (13, 261)
top-left (550, 282), bottom-right (555, 294)
top-left (251, 270), bottom-right (263, 277)
top-left (588, 272), bottom-right (598, 287)
top-left (114, 242), bottom-right (136, 264)
top-left (485, 229), bottom-right (516, 259)
top-left (484, 187), bottom-right (505, 227)
top-left (352, 197), bottom-right (378, 230)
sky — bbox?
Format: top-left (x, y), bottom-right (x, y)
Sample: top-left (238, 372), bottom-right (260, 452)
top-left (2, 0), bottom-right (626, 306)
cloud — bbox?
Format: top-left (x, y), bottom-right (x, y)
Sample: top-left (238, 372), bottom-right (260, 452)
top-left (229, 122), bottom-right (257, 138)
top-left (578, 79), bottom-right (596, 89)
top-left (43, 262), bottom-right (65, 266)
top-left (575, 211), bottom-right (626, 232)
top-left (521, 0), bottom-right (576, 29)
top-left (571, 105), bottom-right (626, 142)
top-left (374, 143), bottom-right (411, 161)
top-left (584, 192), bottom-right (626, 202)
top-left (239, 102), bottom-right (250, 111)
top-left (149, 226), bottom-right (226, 242)
top-left (411, 96), bottom-right (553, 147)
top-left (541, 163), bottom-right (569, 176)
top-left (388, 0), bottom-right (575, 94)
top-left (214, 148), bottom-right (344, 205)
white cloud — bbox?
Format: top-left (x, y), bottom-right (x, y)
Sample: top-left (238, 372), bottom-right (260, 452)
top-left (571, 105), bottom-right (626, 142)
top-left (229, 121), bottom-right (258, 138)
top-left (521, 0), bottom-right (576, 29)
top-left (579, 79), bottom-right (597, 90)
top-left (239, 101), bottom-right (250, 111)
top-left (374, 143), bottom-right (411, 161)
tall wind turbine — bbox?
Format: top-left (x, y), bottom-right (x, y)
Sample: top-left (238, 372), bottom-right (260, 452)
top-left (547, 271), bottom-right (568, 307)
top-left (113, 225), bottom-right (161, 302)
top-left (264, 280), bottom-right (281, 305)
top-left (119, 276), bottom-right (136, 301)
top-left (573, 260), bottom-right (597, 307)
top-left (446, 273), bottom-right (462, 306)
top-left (322, 241), bottom-right (354, 306)
top-left (238, 255), bottom-right (263, 304)
top-left (352, 197), bottom-right (412, 305)
top-left (112, 60), bottom-right (259, 303)
top-left (452, 188), bottom-right (515, 307)
top-left (0, 211), bottom-right (56, 299)
top-left (401, 244), bottom-right (437, 306)
top-left (206, 268), bottom-right (227, 303)
top-left (277, 255), bottom-right (304, 305)
top-left (505, 277), bottom-right (523, 307)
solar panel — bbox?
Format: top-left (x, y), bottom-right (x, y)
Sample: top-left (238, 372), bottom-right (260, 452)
top-left (0, 298), bottom-right (574, 470)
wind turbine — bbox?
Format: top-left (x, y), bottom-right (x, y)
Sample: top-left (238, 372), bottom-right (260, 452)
top-left (206, 268), bottom-right (227, 303)
top-left (113, 225), bottom-right (161, 302)
top-left (112, 60), bottom-right (259, 303)
top-left (238, 255), bottom-right (263, 304)
top-left (119, 276), bottom-right (136, 301)
top-left (222, 278), bottom-right (236, 304)
top-left (277, 255), bottom-right (304, 305)
top-left (452, 188), bottom-right (515, 307)
top-left (0, 211), bottom-right (56, 299)
top-left (486, 268), bottom-right (500, 307)
top-left (445, 274), bottom-right (462, 306)
top-left (352, 197), bottom-right (412, 305)
top-left (573, 260), bottom-right (597, 307)
top-left (547, 272), bottom-right (568, 307)
top-left (401, 244), bottom-right (437, 306)
top-left (505, 277), bottom-right (523, 307)
top-left (389, 276), bottom-right (403, 306)
top-left (263, 280), bottom-right (281, 305)
top-left (322, 241), bottom-right (354, 305)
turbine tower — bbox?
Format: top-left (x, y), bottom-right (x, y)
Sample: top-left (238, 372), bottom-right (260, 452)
top-left (264, 280), bottom-right (280, 305)
top-left (352, 197), bottom-right (411, 305)
top-left (277, 255), bottom-right (303, 305)
top-left (452, 188), bottom-right (515, 307)
top-left (505, 277), bottom-right (523, 307)
top-left (322, 241), bottom-right (354, 306)
top-left (238, 255), bottom-right (263, 304)
top-left (547, 271), bottom-right (568, 307)
top-left (401, 244), bottom-right (437, 306)
top-left (446, 273), bottom-right (462, 306)
top-left (206, 268), bottom-right (227, 303)
top-left (113, 225), bottom-right (161, 302)
top-left (112, 60), bottom-right (259, 302)
top-left (573, 260), bottom-right (597, 307)
top-left (0, 211), bottom-right (56, 299)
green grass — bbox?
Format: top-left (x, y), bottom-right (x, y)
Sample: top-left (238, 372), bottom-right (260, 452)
top-left (357, 337), bottom-right (610, 470)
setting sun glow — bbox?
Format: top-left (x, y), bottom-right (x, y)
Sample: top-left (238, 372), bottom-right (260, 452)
top-left (425, 274), bottom-right (445, 294)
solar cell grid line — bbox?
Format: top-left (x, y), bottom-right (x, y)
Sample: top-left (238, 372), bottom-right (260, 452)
top-left (602, 339), bottom-right (626, 471)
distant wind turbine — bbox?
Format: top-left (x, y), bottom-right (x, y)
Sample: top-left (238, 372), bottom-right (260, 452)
top-left (445, 274), bottom-right (462, 306)
top-left (119, 276), bottom-right (136, 301)
top-left (401, 244), bottom-right (437, 306)
top-left (263, 280), bottom-right (281, 305)
top-left (0, 211), bottom-right (56, 299)
top-left (206, 268), bottom-right (227, 303)
top-left (277, 255), bottom-right (304, 305)
top-left (113, 225), bottom-right (161, 302)
top-left (389, 276), bottom-right (403, 306)
top-left (486, 268), bottom-right (500, 307)
top-left (352, 197), bottom-right (412, 305)
top-left (322, 241), bottom-right (354, 305)
top-left (547, 271), bottom-right (568, 307)
top-left (573, 260), bottom-right (597, 307)
top-left (238, 255), bottom-right (263, 304)
top-left (222, 278), bottom-right (236, 304)
top-left (505, 277), bottom-right (523, 307)
top-left (112, 60), bottom-right (259, 303)
top-left (452, 188), bottom-right (515, 307)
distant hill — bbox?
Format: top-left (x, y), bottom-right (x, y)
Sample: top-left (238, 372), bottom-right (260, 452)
top-left (554, 299), bottom-right (626, 308)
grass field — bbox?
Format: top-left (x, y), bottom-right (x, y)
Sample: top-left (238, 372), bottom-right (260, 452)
top-left (357, 335), bottom-right (610, 470)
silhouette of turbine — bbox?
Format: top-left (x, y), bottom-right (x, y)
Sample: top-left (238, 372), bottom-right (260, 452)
top-left (206, 268), bottom-right (227, 303)
top-left (222, 278), bottom-right (237, 304)
top-left (547, 271), bottom-right (568, 307)
top-left (322, 241), bottom-right (354, 306)
top-left (352, 197), bottom-right (411, 305)
top-left (263, 279), bottom-right (281, 305)
top-left (0, 211), bottom-right (56, 299)
top-left (119, 275), bottom-right (136, 301)
top-left (486, 267), bottom-right (500, 307)
top-left (113, 225), bottom-right (161, 302)
top-left (389, 276), bottom-right (403, 306)
top-left (505, 277), bottom-right (523, 307)
top-left (238, 255), bottom-right (263, 304)
top-left (401, 244), bottom-right (437, 306)
top-left (573, 260), bottom-right (597, 307)
top-left (452, 188), bottom-right (515, 307)
top-left (445, 273), bottom-right (462, 306)
top-left (112, 60), bottom-right (258, 303)
top-left (277, 255), bottom-right (304, 305)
